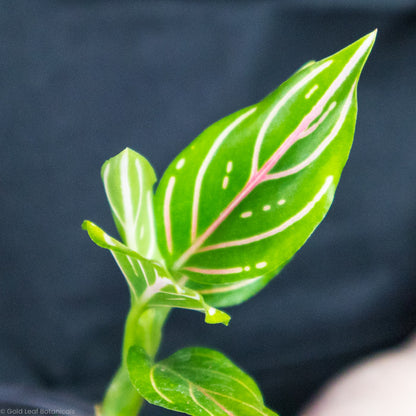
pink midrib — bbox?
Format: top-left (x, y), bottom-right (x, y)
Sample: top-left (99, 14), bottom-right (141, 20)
top-left (200, 388), bottom-right (235, 416)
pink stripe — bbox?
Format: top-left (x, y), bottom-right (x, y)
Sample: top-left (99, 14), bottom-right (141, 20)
top-left (183, 266), bottom-right (243, 275)
top-left (163, 177), bottom-right (175, 254)
top-left (298, 102), bottom-right (336, 139)
top-left (197, 277), bottom-right (262, 294)
top-left (264, 86), bottom-right (353, 181)
top-left (200, 390), bottom-right (234, 416)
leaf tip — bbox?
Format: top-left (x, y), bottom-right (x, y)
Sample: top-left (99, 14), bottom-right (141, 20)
top-left (365, 28), bottom-right (378, 48)
top-left (81, 220), bottom-right (90, 231)
top-left (357, 29), bottom-right (377, 56)
top-left (204, 308), bottom-right (231, 326)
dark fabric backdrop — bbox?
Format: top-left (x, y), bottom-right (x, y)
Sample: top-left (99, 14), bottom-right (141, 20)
top-left (1, 1), bottom-right (415, 415)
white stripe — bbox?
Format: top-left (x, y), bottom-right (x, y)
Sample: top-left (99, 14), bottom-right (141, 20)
top-left (197, 277), bottom-right (263, 295)
top-left (176, 158), bottom-right (185, 170)
top-left (121, 152), bottom-right (136, 249)
top-left (127, 256), bottom-right (139, 275)
top-left (240, 211), bottom-right (252, 218)
top-left (189, 386), bottom-right (215, 416)
top-left (150, 367), bottom-right (173, 404)
top-left (137, 258), bottom-right (149, 286)
top-left (305, 84), bottom-right (318, 99)
top-left (191, 107), bottom-right (257, 241)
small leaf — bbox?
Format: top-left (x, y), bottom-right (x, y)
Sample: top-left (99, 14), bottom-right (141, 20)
top-left (82, 220), bottom-right (229, 325)
top-left (101, 148), bottom-right (161, 261)
top-left (127, 346), bottom-right (278, 416)
top-left (155, 31), bottom-right (376, 291)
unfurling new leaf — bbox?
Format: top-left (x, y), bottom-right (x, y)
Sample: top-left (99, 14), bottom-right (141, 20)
top-left (82, 220), bottom-right (230, 325)
top-left (101, 148), bottom-right (161, 262)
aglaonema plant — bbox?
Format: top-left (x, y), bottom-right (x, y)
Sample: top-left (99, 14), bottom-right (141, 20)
top-left (83, 31), bottom-right (376, 416)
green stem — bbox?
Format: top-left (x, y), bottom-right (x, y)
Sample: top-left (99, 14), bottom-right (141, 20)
top-left (99, 365), bottom-right (143, 416)
top-left (99, 302), bottom-right (170, 416)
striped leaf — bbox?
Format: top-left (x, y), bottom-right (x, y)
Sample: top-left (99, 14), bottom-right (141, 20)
top-left (101, 148), bottom-right (161, 261)
top-left (127, 346), bottom-right (278, 416)
top-left (82, 221), bottom-right (230, 325)
top-left (155, 32), bottom-right (376, 293)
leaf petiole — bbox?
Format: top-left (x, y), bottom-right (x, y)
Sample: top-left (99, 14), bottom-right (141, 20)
top-left (99, 302), bottom-right (170, 416)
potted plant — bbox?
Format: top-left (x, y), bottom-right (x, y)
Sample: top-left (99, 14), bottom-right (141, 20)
top-left (1, 30), bottom-right (375, 416)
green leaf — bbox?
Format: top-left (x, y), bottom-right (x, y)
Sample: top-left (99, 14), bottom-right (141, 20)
top-left (101, 148), bottom-right (161, 261)
top-left (82, 220), bottom-right (230, 325)
top-left (127, 346), bottom-right (278, 416)
top-left (154, 31), bottom-right (376, 294)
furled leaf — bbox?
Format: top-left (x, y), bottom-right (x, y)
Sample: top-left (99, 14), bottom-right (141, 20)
top-left (127, 346), bottom-right (278, 416)
top-left (82, 220), bottom-right (230, 325)
top-left (154, 32), bottom-right (376, 292)
top-left (101, 147), bottom-right (161, 261)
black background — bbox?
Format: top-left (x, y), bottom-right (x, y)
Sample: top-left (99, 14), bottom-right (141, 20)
top-left (1, 1), bottom-right (415, 415)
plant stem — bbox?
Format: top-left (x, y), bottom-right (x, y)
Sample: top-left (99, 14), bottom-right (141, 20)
top-left (98, 365), bottom-right (143, 416)
top-left (99, 302), bottom-right (170, 416)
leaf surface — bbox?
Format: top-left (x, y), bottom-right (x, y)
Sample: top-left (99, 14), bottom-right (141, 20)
top-left (154, 32), bottom-right (376, 292)
top-left (82, 220), bottom-right (230, 325)
top-left (102, 148), bottom-right (161, 261)
top-left (185, 267), bottom-right (282, 308)
top-left (128, 346), bottom-right (278, 416)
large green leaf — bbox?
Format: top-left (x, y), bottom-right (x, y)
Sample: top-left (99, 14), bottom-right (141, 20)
top-left (155, 32), bottom-right (376, 290)
top-left (101, 148), bottom-right (161, 261)
top-left (127, 346), bottom-right (278, 416)
top-left (82, 221), bottom-right (230, 325)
